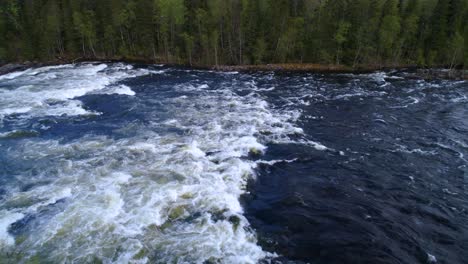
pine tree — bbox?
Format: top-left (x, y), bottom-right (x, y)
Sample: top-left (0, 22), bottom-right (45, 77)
top-left (0, 0), bottom-right (466, 68)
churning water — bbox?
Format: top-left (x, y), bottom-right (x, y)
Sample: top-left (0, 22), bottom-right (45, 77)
top-left (0, 63), bottom-right (466, 263)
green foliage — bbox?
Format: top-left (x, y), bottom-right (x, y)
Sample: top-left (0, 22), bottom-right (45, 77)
top-left (0, 0), bottom-right (467, 68)
top-left (253, 38), bottom-right (267, 64)
top-left (465, 26), bottom-right (468, 68)
top-left (334, 21), bottom-right (351, 64)
top-left (0, 13), bottom-right (5, 60)
top-left (156, 0), bottom-right (185, 26)
top-left (73, 10), bottom-right (97, 56)
top-left (449, 31), bottom-right (465, 67)
top-left (335, 21), bottom-right (351, 45)
top-left (0, 47), bottom-right (6, 61)
top-left (4, 0), bottom-right (20, 30)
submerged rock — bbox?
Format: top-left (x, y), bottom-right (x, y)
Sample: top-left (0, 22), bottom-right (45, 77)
top-left (0, 130), bottom-right (39, 139)
top-left (180, 192), bottom-right (194, 199)
top-left (249, 147), bottom-right (262, 156)
top-left (228, 215), bottom-right (241, 232)
top-left (168, 205), bottom-right (186, 220)
top-left (132, 248), bottom-right (148, 260)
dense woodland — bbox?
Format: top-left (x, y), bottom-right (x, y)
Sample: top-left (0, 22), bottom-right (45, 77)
top-left (0, 0), bottom-right (467, 68)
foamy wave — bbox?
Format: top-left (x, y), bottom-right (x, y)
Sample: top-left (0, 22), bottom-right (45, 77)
top-left (0, 71), bottom-right (310, 262)
top-left (0, 69), bottom-right (32, 80)
top-left (0, 63), bottom-right (153, 120)
top-left (392, 144), bottom-right (437, 155)
top-left (0, 211), bottom-right (25, 247)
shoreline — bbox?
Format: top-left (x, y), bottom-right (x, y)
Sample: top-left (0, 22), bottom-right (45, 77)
top-left (1, 58), bottom-right (467, 80)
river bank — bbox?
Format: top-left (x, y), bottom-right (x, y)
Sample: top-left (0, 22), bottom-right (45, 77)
top-left (1, 58), bottom-right (467, 80)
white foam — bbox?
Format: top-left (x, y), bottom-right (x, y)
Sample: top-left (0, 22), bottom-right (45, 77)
top-left (101, 84), bottom-right (136, 96)
top-left (257, 158), bottom-right (298, 165)
top-left (391, 96), bottom-right (421, 108)
top-left (0, 69), bottom-right (32, 80)
top-left (0, 63), bottom-right (152, 120)
top-left (393, 144), bottom-right (437, 155)
top-left (427, 253), bottom-right (437, 263)
top-left (185, 141), bottom-right (206, 158)
top-left (0, 106), bottom-right (32, 116)
top-left (451, 95), bottom-right (467, 103)
top-left (307, 140), bottom-right (329, 151)
top-left (3, 133), bottom-right (271, 261)
top-left (366, 72), bottom-right (388, 84)
top-left (128, 142), bottom-right (158, 153)
top-left (0, 66), bottom-right (311, 262)
top-left (0, 211), bottom-right (25, 247)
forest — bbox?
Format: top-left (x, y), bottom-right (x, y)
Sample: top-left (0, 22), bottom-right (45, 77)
top-left (0, 0), bottom-right (467, 68)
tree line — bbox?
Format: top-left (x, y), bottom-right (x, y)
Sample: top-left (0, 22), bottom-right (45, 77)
top-left (0, 0), bottom-right (467, 68)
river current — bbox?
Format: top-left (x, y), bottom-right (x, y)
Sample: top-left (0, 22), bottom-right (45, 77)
top-left (0, 63), bottom-right (466, 263)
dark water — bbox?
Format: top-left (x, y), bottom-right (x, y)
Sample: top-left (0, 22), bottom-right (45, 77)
top-left (243, 72), bottom-right (468, 264)
top-left (0, 63), bottom-right (466, 263)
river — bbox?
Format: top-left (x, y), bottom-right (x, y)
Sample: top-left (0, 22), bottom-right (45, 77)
top-left (0, 63), bottom-right (466, 263)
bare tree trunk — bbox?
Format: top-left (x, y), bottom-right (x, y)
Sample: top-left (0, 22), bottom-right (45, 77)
top-left (89, 39), bottom-right (96, 57)
top-left (82, 35), bottom-right (86, 57)
top-left (336, 47), bottom-right (340, 65)
top-left (164, 37), bottom-right (169, 62)
top-left (228, 34), bottom-right (234, 64)
top-left (449, 49), bottom-right (460, 70)
top-left (353, 45), bottom-right (362, 68)
top-left (170, 21), bottom-right (175, 55)
top-left (214, 39), bottom-right (218, 66)
top-left (239, 28), bottom-right (242, 65)
top-left (152, 43), bottom-right (157, 62)
top-left (188, 46), bottom-right (192, 66)
top-left (220, 20), bottom-right (224, 50)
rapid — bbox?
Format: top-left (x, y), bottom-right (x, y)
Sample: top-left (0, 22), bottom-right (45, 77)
top-left (0, 63), bottom-right (466, 264)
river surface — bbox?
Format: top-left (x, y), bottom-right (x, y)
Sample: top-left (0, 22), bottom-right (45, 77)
top-left (0, 63), bottom-right (466, 264)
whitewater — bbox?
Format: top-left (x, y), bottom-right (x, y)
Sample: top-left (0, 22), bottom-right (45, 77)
top-left (0, 63), bottom-right (467, 264)
top-left (0, 63), bottom-right (308, 263)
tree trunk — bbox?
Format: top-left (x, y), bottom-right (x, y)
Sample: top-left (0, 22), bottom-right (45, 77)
top-left (152, 43), bottom-right (157, 62)
top-left (353, 44), bottom-right (362, 69)
top-left (164, 37), bottom-right (169, 62)
top-left (239, 28), bottom-right (242, 65)
top-left (81, 35), bottom-right (86, 57)
top-left (89, 39), bottom-right (96, 57)
top-left (214, 39), bottom-right (218, 66)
